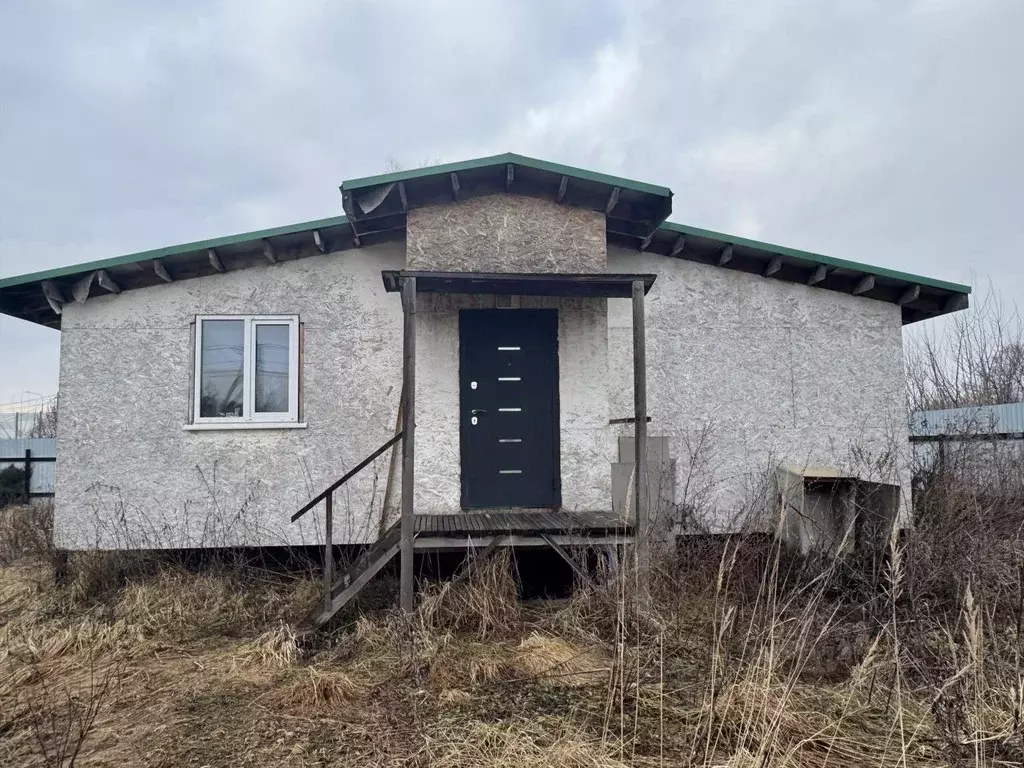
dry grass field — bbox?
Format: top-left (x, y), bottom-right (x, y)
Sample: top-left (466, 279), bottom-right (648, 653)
top-left (1, 493), bottom-right (1022, 767)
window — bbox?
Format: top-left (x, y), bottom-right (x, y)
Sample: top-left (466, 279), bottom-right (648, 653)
top-left (193, 315), bottom-right (300, 426)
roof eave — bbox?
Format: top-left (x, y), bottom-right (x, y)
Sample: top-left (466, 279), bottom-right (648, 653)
top-left (342, 152), bottom-right (673, 197)
top-left (632, 221), bottom-right (971, 324)
top-left (339, 152), bottom-right (675, 239)
top-left (0, 154), bottom-right (971, 329)
top-left (0, 215), bottom-right (360, 329)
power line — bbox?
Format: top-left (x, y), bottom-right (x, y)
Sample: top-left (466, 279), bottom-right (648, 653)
top-left (0, 394), bottom-right (57, 413)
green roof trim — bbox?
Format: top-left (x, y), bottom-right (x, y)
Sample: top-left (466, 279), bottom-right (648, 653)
top-left (658, 221), bottom-right (971, 294)
top-left (342, 152), bottom-right (673, 198)
top-left (0, 215), bottom-right (349, 290)
top-left (0, 152), bottom-right (970, 332)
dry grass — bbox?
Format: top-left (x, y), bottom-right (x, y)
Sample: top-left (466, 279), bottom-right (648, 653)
top-left (259, 666), bottom-right (361, 714)
top-left (0, 503), bottom-right (52, 565)
top-left (414, 720), bottom-right (630, 768)
top-left (233, 623), bottom-right (302, 669)
top-left (416, 549), bottom-right (523, 639)
top-left (0, 501), bottom-right (1022, 767)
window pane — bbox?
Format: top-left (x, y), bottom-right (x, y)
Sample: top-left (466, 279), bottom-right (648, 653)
top-left (255, 324), bottom-right (290, 413)
top-left (200, 320), bottom-right (244, 418)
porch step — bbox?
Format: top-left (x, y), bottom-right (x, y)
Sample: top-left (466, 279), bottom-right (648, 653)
top-left (331, 526), bottom-right (402, 600)
top-left (307, 522), bottom-right (406, 628)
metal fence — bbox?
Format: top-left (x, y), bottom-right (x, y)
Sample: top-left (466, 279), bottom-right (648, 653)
top-left (0, 437), bottom-right (56, 501)
top-left (909, 402), bottom-right (1024, 441)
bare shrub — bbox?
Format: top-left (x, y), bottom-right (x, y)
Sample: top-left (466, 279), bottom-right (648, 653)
top-left (7, 646), bottom-right (121, 768)
top-left (29, 399), bottom-right (58, 439)
top-left (906, 282), bottom-right (1024, 410)
top-left (907, 433), bottom-right (1024, 612)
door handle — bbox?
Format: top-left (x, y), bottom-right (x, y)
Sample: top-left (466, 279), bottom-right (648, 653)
top-left (471, 409), bottom-right (487, 415)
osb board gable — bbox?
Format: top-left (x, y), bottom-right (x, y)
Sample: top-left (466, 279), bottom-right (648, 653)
top-left (406, 194), bottom-right (606, 273)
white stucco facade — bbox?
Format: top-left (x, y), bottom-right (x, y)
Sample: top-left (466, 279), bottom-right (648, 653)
top-left (52, 196), bottom-right (911, 550)
top-left (607, 246), bottom-right (910, 530)
top-left (55, 245), bottom-right (408, 549)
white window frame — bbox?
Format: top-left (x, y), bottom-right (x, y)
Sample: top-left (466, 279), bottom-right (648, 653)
top-left (192, 315), bottom-right (300, 427)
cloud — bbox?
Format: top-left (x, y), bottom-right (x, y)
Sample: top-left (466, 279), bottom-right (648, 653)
top-left (1, 0), bottom-right (1022, 401)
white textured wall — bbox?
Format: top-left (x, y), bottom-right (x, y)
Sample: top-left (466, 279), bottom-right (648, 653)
top-left (607, 246), bottom-right (911, 531)
top-left (55, 245), bottom-right (407, 550)
top-left (406, 195), bottom-right (606, 273)
top-left (53, 226), bottom-right (913, 549)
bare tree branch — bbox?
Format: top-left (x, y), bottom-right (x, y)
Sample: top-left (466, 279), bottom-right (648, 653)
top-left (906, 282), bottom-right (1024, 410)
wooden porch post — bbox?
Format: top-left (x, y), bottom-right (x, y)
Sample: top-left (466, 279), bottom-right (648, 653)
top-left (323, 492), bottom-right (333, 615)
top-left (632, 280), bottom-right (649, 580)
top-left (400, 276), bottom-right (417, 614)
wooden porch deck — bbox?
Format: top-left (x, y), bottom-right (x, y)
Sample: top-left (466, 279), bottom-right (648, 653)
top-left (302, 510), bottom-right (632, 628)
top-left (413, 512), bottom-right (634, 552)
top-left (412, 510), bottom-right (633, 550)
top-left (413, 510), bottom-right (629, 536)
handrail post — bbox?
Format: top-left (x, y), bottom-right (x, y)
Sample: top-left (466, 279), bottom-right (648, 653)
top-left (324, 491), bottom-right (334, 615)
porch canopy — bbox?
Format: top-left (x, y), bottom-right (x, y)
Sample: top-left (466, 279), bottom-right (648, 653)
top-left (381, 269), bottom-right (656, 298)
top-left (384, 268), bottom-right (657, 612)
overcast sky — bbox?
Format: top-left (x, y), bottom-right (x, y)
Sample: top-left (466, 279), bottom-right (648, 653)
top-left (1, 0), bottom-right (1022, 407)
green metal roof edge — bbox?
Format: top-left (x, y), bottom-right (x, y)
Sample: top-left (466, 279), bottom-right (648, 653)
top-left (341, 152), bottom-right (673, 198)
top-left (0, 215), bottom-right (349, 290)
top-left (659, 221), bottom-right (971, 294)
top-left (0, 203), bottom-right (970, 300)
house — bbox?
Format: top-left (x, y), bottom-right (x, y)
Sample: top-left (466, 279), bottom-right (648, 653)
top-left (0, 153), bottom-right (970, 620)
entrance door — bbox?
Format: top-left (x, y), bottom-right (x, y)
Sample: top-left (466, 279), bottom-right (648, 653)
top-left (459, 309), bottom-right (560, 509)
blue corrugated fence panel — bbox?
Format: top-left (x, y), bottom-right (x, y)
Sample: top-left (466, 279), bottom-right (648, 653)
top-left (910, 403), bottom-right (1024, 437)
top-left (0, 438), bottom-right (56, 494)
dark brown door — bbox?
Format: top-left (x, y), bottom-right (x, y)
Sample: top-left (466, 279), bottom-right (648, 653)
top-left (459, 309), bottom-right (560, 509)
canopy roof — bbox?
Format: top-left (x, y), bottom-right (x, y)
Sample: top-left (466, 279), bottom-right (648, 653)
top-left (382, 270), bottom-right (656, 299)
top-left (0, 152), bottom-right (970, 329)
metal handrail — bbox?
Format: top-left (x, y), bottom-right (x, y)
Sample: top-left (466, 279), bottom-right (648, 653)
top-left (291, 431), bottom-right (404, 523)
top-left (290, 429), bottom-right (404, 618)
